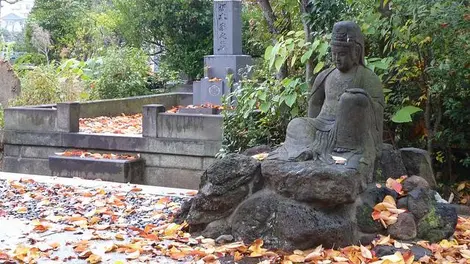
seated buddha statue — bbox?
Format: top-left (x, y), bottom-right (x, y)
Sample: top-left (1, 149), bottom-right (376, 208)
top-left (269, 21), bottom-right (385, 173)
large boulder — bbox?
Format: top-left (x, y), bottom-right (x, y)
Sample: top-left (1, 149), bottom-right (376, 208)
top-left (417, 203), bottom-right (458, 242)
top-left (231, 190), bottom-right (356, 250)
top-left (262, 160), bottom-right (362, 206)
top-left (400, 148), bottom-right (437, 188)
top-left (375, 144), bottom-right (408, 181)
top-left (186, 154), bottom-right (261, 226)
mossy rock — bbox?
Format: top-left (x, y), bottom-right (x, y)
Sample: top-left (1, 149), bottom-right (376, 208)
top-left (417, 204), bottom-right (457, 242)
top-left (356, 204), bottom-right (384, 233)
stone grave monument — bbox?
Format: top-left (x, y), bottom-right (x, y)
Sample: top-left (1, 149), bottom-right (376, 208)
top-left (192, 0), bottom-right (252, 106)
top-left (0, 60), bottom-right (21, 108)
top-left (179, 21), bottom-right (457, 251)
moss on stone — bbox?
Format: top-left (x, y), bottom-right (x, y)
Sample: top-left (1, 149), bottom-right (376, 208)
top-left (417, 205), bottom-right (443, 242)
top-left (356, 204), bottom-right (383, 233)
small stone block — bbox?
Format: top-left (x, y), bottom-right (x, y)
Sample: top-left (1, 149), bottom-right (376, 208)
top-left (56, 102), bottom-right (81, 132)
top-left (49, 155), bottom-right (145, 183)
top-left (178, 108), bottom-right (220, 115)
top-left (142, 104), bottom-right (166, 138)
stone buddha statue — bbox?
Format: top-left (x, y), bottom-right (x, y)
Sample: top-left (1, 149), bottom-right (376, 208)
top-left (269, 21), bottom-right (384, 173)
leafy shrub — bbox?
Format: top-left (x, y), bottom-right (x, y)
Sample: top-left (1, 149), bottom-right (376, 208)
top-left (91, 47), bottom-right (150, 99)
top-left (11, 60), bottom-right (89, 107)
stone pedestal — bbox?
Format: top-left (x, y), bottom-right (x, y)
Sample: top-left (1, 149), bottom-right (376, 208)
top-left (192, 0), bottom-right (252, 106)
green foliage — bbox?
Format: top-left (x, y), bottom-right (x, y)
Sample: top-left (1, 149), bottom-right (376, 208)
top-left (113, 0), bottom-right (212, 80)
top-left (91, 47), bottom-right (150, 99)
top-left (222, 69), bottom-right (308, 153)
top-left (344, 0), bottom-right (470, 178)
top-left (391, 106), bottom-right (423, 123)
top-left (11, 62), bottom-right (89, 107)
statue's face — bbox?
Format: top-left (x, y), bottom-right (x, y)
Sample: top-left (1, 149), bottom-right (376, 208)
top-left (331, 45), bottom-right (355, 72)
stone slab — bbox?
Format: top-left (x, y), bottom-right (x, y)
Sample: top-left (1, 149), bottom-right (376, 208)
top-left (204, 55), bottom-right (252, 81)
top-left (49, 156), bottom-right (145, 183)
top-left (144, 167), bottom-right (203, 190)
top-left (178, 108), bottom-right (221, 115)
top-left (78, 92), bottom-right (192, 118)
top-left (157, 113), bottom-right (223, 140)
top-left (4, 107), bottom-right (57, 132)
top-left (3, 156), bottom-right (50, 175)
top-left (3, 131), bottom-right (221, 156)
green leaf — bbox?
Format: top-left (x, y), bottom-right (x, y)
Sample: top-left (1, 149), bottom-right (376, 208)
top-left (291, 54), bottom-right (297, 68)
top-left (264, 45), bottom-right (273, 61)
top-left (301, 48), bottom-right (314, 64)
top-left (284, 94), bottom-right (297, 107)
top-left (259, 102), bottom-right (270, 113)
top-left (391, 106), bottom-right (423, 123)
top-left (318, 42), bottom-right (329, 57)
top-left (275, 57), bottom-right (285, 72)
top-left (314, 62), bottom-right (325, 74)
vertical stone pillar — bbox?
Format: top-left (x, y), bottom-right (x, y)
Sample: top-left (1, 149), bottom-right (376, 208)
top-left (142, 104), bottom-right (166, 137)
top-left (56, 102), bottom-right (80, 132)
top-left (213, 0), bottom-right (243, 55)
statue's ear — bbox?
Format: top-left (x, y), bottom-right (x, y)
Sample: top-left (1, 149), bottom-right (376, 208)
top-left (353, 44), bottom-right (362, 64)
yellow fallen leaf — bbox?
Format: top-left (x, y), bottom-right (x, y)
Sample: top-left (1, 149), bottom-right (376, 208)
top-left (126, 250), bottom-right (140, 260)
top-left (288, 254), bottom-right (305, 262)
top-left (461, 249), bottom-right (470, 259)
top-left (16, 207), bottom-right (28, 214)
top-left (381, 251), bottom-right (404, 263)
top-left (360, 245), bottom-right (373, 259)
top-left (457, 182), bottom-right (467, 192)
top-left (86, 254), bottom-right (102, 264)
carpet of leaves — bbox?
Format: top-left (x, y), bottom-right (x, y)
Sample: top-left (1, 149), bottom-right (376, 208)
top-left (166, 104), bottom-right (224, 114)
top-left (55, 150), bottom-right (139, 161)
top-left (0, 179), bottom-right (470, 264)
top-left (79, 114), bottom-right (142, 135)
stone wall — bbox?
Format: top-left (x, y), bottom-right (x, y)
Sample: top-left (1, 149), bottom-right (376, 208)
top-left (2, 92), bottom-right (222, 189)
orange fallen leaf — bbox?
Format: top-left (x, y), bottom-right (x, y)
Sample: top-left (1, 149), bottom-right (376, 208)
top-left (86, 254), bottom-right (102, 263)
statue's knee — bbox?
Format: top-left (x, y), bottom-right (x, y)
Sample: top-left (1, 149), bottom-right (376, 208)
top-left (339, 92), bottom-right (369, 108)
top-left (287, 118), bottom-right (309, 132)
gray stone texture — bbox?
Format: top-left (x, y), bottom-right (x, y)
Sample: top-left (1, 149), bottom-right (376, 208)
top-left (49, 156), bottom-right (145, 183)
top-left (4, 107), bottom-right (57, 132)
top-left (157, 113), bottom-right (223, 140)
top-left (142, 104), bottom-right (166, 137)
top-left (417, 203), bottom-right (458, 242)
top-left (373, 245), bottom-right (432, 260)
top-left (407, 187), bottom-right (433, 219)
top-left (79, 92), bottom-right (192, 118)
top-left (213, 0), bottom-right (242, 55)
top-left (192, 0), bottom-right (252, 105)
top-left (231, 190), bottom-right (356, 250)
top-left (0, 60), bottom-right (21, 108)
top-left (56, 102), bottom-right (80, 132)
top-left (400, 148), bottom-right (437, 188)
top-left (186, 154), bottom-right (261, 225)
top-left (375, 143), bottom-right (408, 181)
top-left (388, 213), bottom-right (417, 240)
top-left (262, 159), bottom-right (361, 205)
top-left (403, 175), bottom-right (430, 193)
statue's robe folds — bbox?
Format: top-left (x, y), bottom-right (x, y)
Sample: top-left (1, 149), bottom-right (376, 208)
top-left (269, 65), bottom-right (384, 171)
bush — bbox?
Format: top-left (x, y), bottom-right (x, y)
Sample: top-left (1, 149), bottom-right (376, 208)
top-left (221, 67), bottom-right (308, 154)
top-left (91, 47), bottom-right (150, 99)
top-left (11, 60), bottom-right (90, 107)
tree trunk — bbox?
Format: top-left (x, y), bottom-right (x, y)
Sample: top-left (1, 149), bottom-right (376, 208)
top-left (257, 0), bottom-right (277, 35)
top-left (257, 0), bottom-right (288, 79)
top-left (299, 0), bottom-right (314, 89)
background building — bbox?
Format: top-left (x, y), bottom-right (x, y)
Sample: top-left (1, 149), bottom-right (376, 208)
top-left (1, 0), bottom-right (35, 32)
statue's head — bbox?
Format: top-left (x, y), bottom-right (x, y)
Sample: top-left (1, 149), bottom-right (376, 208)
top-left (331, 21), bottom-right (365, 72)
